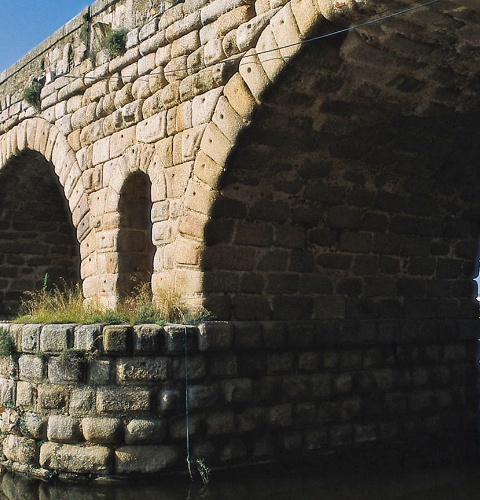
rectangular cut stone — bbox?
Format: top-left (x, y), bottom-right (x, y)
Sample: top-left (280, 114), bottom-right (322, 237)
top-left (103, 325), bottom-right (132, 354)
top-left (237, 10), bottom-right (278, 51)
top-left (239, 48), bottom-right (271, 99)
top-left (47, 415), bottom-right (82, 443)
top-left (185, 178), bottom-right (216, 214)
top-left (140, 31), bottom-right (167, 56)
top-left (82, 417), bottom-right (122, 444)
top-left (171, 31), bottom-right (200, 58)
top-left (38, 385), bottom-right (68, 411)
top-left (18, 354), bottom-right (45, 381)
top-left (166, 12), bottom-right (202, 42)
top-left (132, 325), bottom-right (164, 354)
top-left (212, 95), bottom-right (244, 142)
top-left (22, 325), bottom-right (41, 352)
top-left (256, 25), bottom-right (285, 81)
top-left (224, 72), bottom-right (256, 118)
top-left (270, 4), bottom-right (302, 60)
top-left (200, 122), bottom-right (232, 166)
top-left (116, 358), bottom-right (170, 383)
top-left (198, 322), bottom-right (234, 351)
top-left (97, 387), bottom-right (151, 413)
top-left (40, 324), bottom-right (74, 353)
top-left (193, 150), bottom-right (223, 189)
top-left (115, 445), bottom-right (180, 474)
top-left (125, 418), bottom-right (166, 444)
top-left (136, 112), bottom-right (167, 143)
top-left (40, 442), bottom-right (113, 474)
top-left (192, 87), bottom-right (223, 126)
top-left (201, 0), bottom-right (249, 25)
top-left (74, 324), bottom-right (102, 351)
top-left (69, 387), bottom-right (96, 416)
top-left (92, 136), bottom-right (111, 165)
top-left (3, 435), bottom-right (37, 464)
top-left (291, 0), bottom-right (320, 36)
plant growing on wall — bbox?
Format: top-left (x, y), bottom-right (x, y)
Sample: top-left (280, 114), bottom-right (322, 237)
top-left (0, 329), bottom-right (14, 357)
top-left (104, 27), bottom-right (128, 57)
top-left (23, 81), bottom-right (42, 110)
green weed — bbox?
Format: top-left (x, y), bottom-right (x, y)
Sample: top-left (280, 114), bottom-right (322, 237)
top-left (0, 329), bottom-right (14, 356)
top-left (104, 27), bottom-right (128, 56)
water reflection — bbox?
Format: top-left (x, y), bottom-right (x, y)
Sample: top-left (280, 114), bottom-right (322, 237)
top-left (1, 463), bottom-right (480, 500)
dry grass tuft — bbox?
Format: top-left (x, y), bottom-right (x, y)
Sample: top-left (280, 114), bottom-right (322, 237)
top-left (15, 279), bottom-right (208, 325)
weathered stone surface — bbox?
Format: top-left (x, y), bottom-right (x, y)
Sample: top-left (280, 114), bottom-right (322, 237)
top-left (132, 324), bottom-right (164, 354)
top-left (115, 445), bottom-right (180, 474)
top-left (97, 387), bottom-right (151, 413)
top-left (21, 325), bottom-right (41, 353)
top-left (21, 412), bottom-right (47, 440)
top-left (117, 357), bottom-right (170, 382)
top-left (198, 322), bottom-right (234, 351)
top-left (2, 435), bottom-right (37, 464)
top-left (74, 324), bottom-right (102, 351)
top-left (103, 326), bottom-right (132, 355)
top-left (47, 415), bottom-right (82, 443)
top-left (82, 417), bottom-right (122, 443)
top-left (125, 418), bottom-right (167, 444)
top-left (40, 442), bottom-right (113, 474)
top-left (40, 324), bottom-right (74, 353)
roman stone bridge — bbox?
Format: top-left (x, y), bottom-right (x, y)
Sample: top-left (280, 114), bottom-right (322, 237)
top-left (0, 0), bottom-right (480, 477)
top-left (0, 0), bottom-right (478, 322)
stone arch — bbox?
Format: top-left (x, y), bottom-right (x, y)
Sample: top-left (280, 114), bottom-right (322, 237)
top-left (198, 1), bottom-right (480, 320)
top-left (0, 118), bottom-right (85, 314)
top-left (173, 0), bottom-right (364, 304)
top-left (93, 144), bottom-right (167, 307)
top-left (117, 170), bottom-right (155, 298)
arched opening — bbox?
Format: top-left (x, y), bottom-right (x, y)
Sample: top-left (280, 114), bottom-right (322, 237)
top-left (117, 171), bottom-right (155, 298)
top-left (0, 150), bottom-right (80, 316)
top-left (202, 11), bottom-right (480, 323)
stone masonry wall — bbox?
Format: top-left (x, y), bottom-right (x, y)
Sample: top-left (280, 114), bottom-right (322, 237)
top-left (0, 0), bottom-right (370, 310)
top-left (0, 320), bottom-right (476, 479)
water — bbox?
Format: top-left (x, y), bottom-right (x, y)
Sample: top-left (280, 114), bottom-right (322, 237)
top-left (2, 461), bottom-right (480, 500)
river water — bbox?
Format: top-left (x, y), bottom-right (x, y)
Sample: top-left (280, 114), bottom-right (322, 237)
top-left (1, 461), bottom-right (479, 500)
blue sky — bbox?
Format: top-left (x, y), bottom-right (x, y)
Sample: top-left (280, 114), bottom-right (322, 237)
top-left (0, 1), bottom-right (89, 73)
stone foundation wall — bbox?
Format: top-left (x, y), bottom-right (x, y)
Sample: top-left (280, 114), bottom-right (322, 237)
top-left (0, 319), bottom-right (476, 479)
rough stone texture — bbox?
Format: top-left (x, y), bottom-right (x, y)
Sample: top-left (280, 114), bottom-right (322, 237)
top-left (125, 418), bottom-right (166, 444)
top-left (2, 435), bottom-right (37, 465)
top-left (0, 319), bottom-right (475, 478)
top-left (115, 445), bottom-right (181, 474)
top-left (39, 442), bottom-right (113, 474)
top-left (0, 0), bottom-right (479, 481)
top-left (82, 417), bottom-right (122, 443)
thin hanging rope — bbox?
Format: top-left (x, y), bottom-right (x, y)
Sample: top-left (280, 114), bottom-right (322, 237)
top-left (185, 325), bottom-right (193, 481)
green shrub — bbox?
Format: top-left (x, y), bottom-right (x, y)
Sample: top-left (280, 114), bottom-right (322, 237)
top-left (23, 81), bottom-right (42, 109)
top-left (104, 28), bottom-right (128, 57)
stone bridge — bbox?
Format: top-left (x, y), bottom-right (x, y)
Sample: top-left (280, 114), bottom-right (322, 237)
top-left (0, 0), bottom-right (480, 477)
top-left (0, 0), bottom-right (478, 321)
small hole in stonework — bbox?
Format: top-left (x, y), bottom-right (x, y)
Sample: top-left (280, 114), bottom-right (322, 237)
top-left (247, 67), bottom-right (252, 73)
top-left (220, 114), bottom-right (224, 119)
top-left (209, 139), bottom-right (212, 143)
top-left (202, 98), bottom-right (205, 103)
top-left (247, 23), bottom-right (251, 28)
top-left (193, 191), bottom-right (196, 196)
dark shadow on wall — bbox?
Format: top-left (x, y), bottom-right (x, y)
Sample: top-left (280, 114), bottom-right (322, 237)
top-left (200, 29), bottom-right (480, 322)
top-left (0, 150), bottom-right (80, 316)
top-left (117, 170), bottom-right (155, 298)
